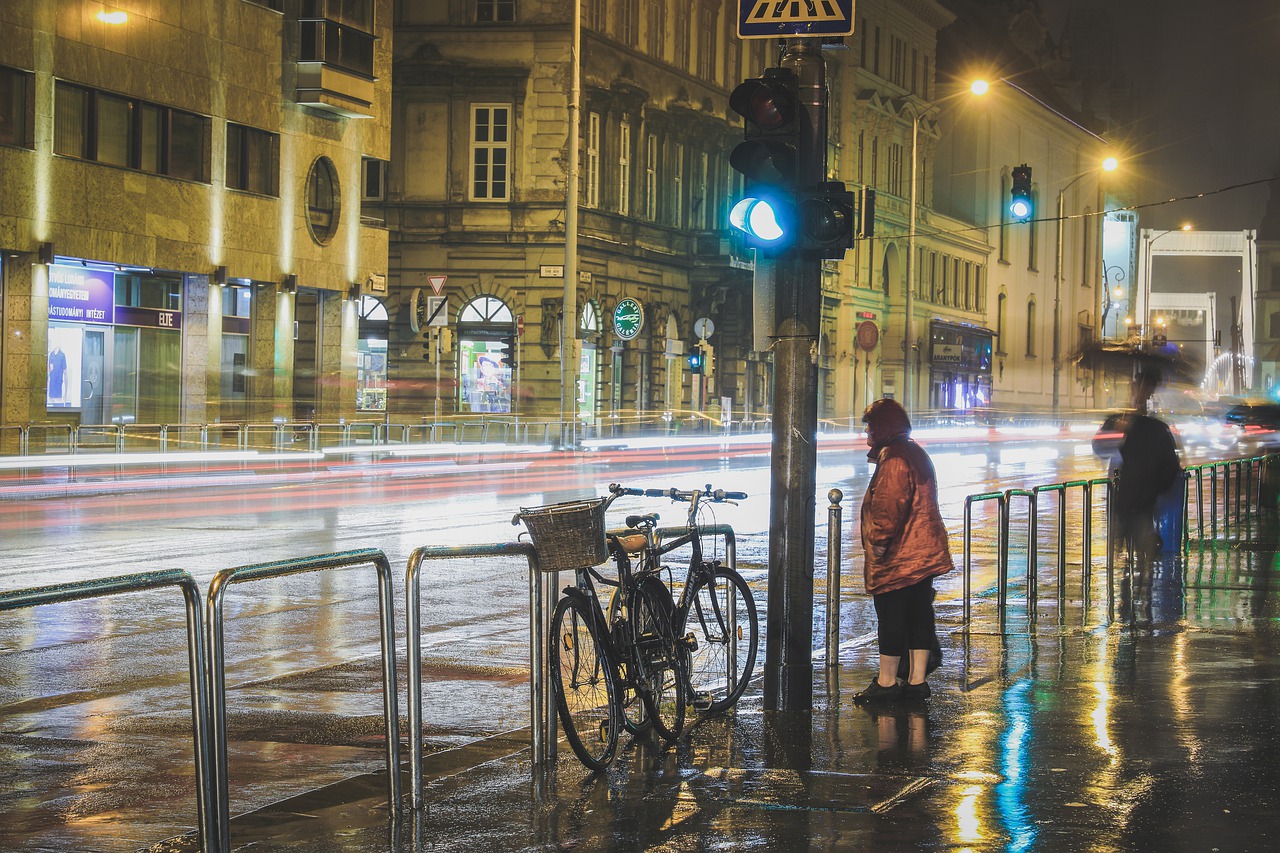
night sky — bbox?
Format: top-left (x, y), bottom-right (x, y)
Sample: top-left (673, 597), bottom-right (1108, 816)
top-left (1040, 0), bottom-right (1280, 235)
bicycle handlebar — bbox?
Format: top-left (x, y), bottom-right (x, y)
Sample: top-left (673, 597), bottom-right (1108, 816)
top-left (640, 485), bottom-right (747, 503)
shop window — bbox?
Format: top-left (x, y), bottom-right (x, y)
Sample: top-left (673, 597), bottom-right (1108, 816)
top-left (0, 63), bottom-right (33, 148)
top-left (357, 296), bottom-right (388, 412)
top-left (222, 285), bottom-right (252, 318)
top-left (305, 156), bottom-right (341, 245)
top-left (458, 296), bottom-right (514, 414)
top-left (116, 272), bottom-right (182, 311)
top-left (227, 123), bottom-right (280, 196)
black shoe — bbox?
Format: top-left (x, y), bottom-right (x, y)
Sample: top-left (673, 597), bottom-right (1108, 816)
top-left (854, 678), bottom-right (902, 703)
top-left (900, 681), bottom-right (931, 701)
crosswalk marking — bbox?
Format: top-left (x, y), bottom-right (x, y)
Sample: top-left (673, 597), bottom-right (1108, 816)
top-left (745, 0), bottom-right (845, 23)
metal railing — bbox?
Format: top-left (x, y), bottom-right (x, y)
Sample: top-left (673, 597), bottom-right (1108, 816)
top-left (205, 549), bottom-right (401, 852)
top-left (0, 570), bottom-right (216, 851)
top-left (404, 542), bottom-right (548, 811)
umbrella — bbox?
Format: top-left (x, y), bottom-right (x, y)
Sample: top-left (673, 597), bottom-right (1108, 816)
top-left (1072, 339), bottom-right (1202, 387)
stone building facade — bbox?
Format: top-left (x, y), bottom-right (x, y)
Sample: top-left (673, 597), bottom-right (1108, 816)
top-left (0, 0), bottom-right (392, 443)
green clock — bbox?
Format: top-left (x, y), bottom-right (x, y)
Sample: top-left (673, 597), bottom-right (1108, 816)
top-left (612, 297), bottom-right (644, 341)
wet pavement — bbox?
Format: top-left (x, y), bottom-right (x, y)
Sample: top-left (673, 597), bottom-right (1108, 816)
top-left (7, 546), bottom-right (1280, 852)
top-left (156, 570), bottom-right (1280, 853)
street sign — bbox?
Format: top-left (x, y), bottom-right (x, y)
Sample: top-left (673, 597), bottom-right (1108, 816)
top-left (856, 320), bottom-right (879, 352)
top-left (426, 296), bottom-right (448, 327)
top-left (613, 297), bottom-right (644, 341)
top-left (427, 274), bottom-right (446, 295)
top-left (694, 317), bottom-right (715, 339)
top-left (738, 0), bottom-right (854, 40)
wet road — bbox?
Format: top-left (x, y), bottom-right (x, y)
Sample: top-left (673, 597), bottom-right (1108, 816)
top-left (1, 434), bottom-right (1149, 850)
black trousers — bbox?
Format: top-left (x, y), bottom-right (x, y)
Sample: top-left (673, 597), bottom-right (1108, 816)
top-left (872, 578), bottom-right (936, 658)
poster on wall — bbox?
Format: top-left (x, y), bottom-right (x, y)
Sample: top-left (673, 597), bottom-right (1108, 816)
top-left (46, 324), bottom-right (84, 409)
top-left (48, 264), bottom-right (114, 324)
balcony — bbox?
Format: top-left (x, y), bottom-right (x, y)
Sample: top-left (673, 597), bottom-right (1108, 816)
top-left (297, 3), bottom-right (376, 119)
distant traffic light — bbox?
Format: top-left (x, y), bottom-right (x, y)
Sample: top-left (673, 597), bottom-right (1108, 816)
top-left (687, 347), bottom-right (704, 374)
top-left (1010, 164), bottom-right (1033, 222)
top-left (860, 187), bottom-right (876, 237)
top-left (728, 68), bottom-right (801, 254)
top-left (496, 334), bottom-right (517, 369)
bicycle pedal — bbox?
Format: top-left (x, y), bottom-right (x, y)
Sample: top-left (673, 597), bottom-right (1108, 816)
top-left (692, 692), bottom-right (713, 711)
top-left (682, 633), bottom-right (699, 652)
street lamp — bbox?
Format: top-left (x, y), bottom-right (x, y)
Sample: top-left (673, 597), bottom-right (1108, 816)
top-left (1052, 157), bottom-right (1118, 414)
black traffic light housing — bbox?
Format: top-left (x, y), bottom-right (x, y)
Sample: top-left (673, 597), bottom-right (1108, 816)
top-left (728, 68), bottom-right (802, 254)
top-left (496, 334), bottom-right (517, 369)
top-left (1010, 164), bottom-right (1033, 222)
top-left (860, 187), bottom-right (876, 237)
top-left (795, 182), bottom-right (855, 258)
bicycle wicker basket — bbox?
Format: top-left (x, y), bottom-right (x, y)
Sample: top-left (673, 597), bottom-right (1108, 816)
top-left (517, 497), bottom-right (609, 571)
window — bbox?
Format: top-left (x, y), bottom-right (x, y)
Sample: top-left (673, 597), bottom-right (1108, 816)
top-left (620, 0), bottom-right (638, 46)
top-left (996, 293), bottom-right (1007, 353)
top-left (856, 130), bottom-right (864, 183)
top-left (911, 48), bottom-right (918, 94)
top-left (870, 136), bottom-right (878, 188)
top-left (476, 0), bottom-right (515, 23)
top-left (1028, 188), bottom-right (1038, 270)
top-left (1026, 299), bottom-right (1037, 357)
top-left (618, 121), bottom-right (631, 216)
top-left (889, 35), bottom-right (906, 87)
top-left (305, 156), bottom-right (341, 245)
top-left (361, 156), bottom-right (387, 200)
top-left (674, 5), bottom-right (690, 70)
top-left (645, 133), bottom-right (658, 221)
top-left (646, 0), bottom-right (665, 58)
top-left (694, 151), bottom-right (708, 229)
top-left (873, 26), bottom-right (881, 76)
top-left (697, 6), bottom-right (715, 80)
top-left (922, 56), bottom-right (931, 99)
top-left (227, 123), bottom-right (280, 196)
top-left (53, 81), bottom-right (210, 182)
top-left (673, 142), bottom-right (684, 227)
top-left (470, 104), bottom-right (510, 201)
top-left (888, 142), bottom-right (903, 197)
top-left (585, 112), bottom-right (600, 208)
top-left (298, 1), bottom-right (375, 79)
top-left (586, 0), bottom-right (605, 30)
top-left (0, 65), bottom-right (32, 148)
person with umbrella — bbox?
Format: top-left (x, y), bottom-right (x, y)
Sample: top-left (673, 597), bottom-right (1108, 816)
top-left (1112, 368), bottom-right (1183, 557)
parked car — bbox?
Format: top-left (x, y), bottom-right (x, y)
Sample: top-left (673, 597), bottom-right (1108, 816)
top-left (1223, 402), bottom-right (1280, 453)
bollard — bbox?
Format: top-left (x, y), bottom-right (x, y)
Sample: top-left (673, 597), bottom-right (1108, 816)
top-left (825, 489), bottom-right (842, 667)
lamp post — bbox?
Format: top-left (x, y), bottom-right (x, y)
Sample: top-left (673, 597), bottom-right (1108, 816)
top-left (1052, 157), bottom-right (1116, 415)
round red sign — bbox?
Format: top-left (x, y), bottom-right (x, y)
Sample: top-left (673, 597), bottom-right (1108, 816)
top-left (856, 321), bottom-right (879, 352)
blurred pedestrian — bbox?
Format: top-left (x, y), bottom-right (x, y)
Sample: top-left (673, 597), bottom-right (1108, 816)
top-left (854, 399), bottom-right (954, 703)
top-left (1113, 370), bottom-right (1183, 557)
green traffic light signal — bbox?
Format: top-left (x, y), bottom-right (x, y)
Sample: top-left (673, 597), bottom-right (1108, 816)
top-left (729, 68), bottom-right (802, 254)
top-left (687, 349), bottom-right (704, 374)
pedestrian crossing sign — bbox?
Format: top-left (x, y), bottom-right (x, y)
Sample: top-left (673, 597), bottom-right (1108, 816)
top-left (738, 0), bottom-right (854, 39)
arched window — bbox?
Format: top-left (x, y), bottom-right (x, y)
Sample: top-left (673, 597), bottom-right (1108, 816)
top-left (996, 292), bottom-right (1007, 354)
top-left (580, 300), bottom-right (601, 335)
top-left (458, 295), bottom-right (515, 414)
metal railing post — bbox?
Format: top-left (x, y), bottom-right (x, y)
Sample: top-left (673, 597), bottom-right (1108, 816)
top-left (207, 549), bottom-right (400, 848)
top-left (825, 489), bottom-right (842, 667)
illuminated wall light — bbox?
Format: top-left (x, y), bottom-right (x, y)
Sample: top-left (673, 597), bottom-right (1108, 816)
top-left (96, 10), bottom-right (128, 24)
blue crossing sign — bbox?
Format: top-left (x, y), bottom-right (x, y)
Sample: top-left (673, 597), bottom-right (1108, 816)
top-left (738, 0), bottom-right (854, 40)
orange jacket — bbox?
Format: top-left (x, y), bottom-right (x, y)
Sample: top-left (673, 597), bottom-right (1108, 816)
top-left (860, 436), bottom-right (954, 595)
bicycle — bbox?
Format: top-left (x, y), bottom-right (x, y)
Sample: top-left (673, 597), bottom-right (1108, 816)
top-left (513, 488), bottom-right (687, 771)
top-left (608, 484), bottom-right (759, 714)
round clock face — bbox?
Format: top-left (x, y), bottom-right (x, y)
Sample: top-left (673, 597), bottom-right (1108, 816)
top-left (613, 297), bottom-right (644, 340)
top-left (409, 287), bottom-right (427, 333)
top-left (856, 320), bottom-right (880, 352)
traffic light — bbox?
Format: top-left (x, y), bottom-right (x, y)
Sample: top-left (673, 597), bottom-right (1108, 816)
top-left (795, 182), bottom-right (855, 258)
top-left (1010, 164), bottom-right (1033, 222)
top-left (496, 334), bottom-right (517, 369)
top-left (687, 347), bottom-right (704, 374)
top-left (728, 68), bottom-right (801, 253)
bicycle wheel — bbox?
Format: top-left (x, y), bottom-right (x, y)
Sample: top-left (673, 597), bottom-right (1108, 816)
top-left (679, 566), bottom-right (758, 713)
top-left (549, 594), bottom-right (620, 771)
top-left (606, 587), bottom-right (653, 736)
top-left (630, 576), bottom-right (686, 741)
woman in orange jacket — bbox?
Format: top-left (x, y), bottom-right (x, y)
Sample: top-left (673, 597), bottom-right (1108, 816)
top-left (854, 398), bottom-right (954, 702)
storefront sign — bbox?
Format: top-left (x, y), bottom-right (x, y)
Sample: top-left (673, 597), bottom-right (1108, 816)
top-left (613, 297), bottom-right (644, 341)
top-left (115, 305), bottom-right (183, 330)
top-left (48, 264), bottom-right (114, 324)
top-left (933, 343), bottom-right (963, 363)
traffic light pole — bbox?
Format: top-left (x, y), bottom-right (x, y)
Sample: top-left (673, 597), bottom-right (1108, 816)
top-left (763, 40), bottom-right (824, 713)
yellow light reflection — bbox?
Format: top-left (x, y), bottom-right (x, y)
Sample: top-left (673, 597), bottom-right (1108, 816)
top-left (1091, 680), bottom-right (1118, 761)
top-left (956, 783), bottom-right (983, 842)
top-left (96, 10), bottom-right (128, 24)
